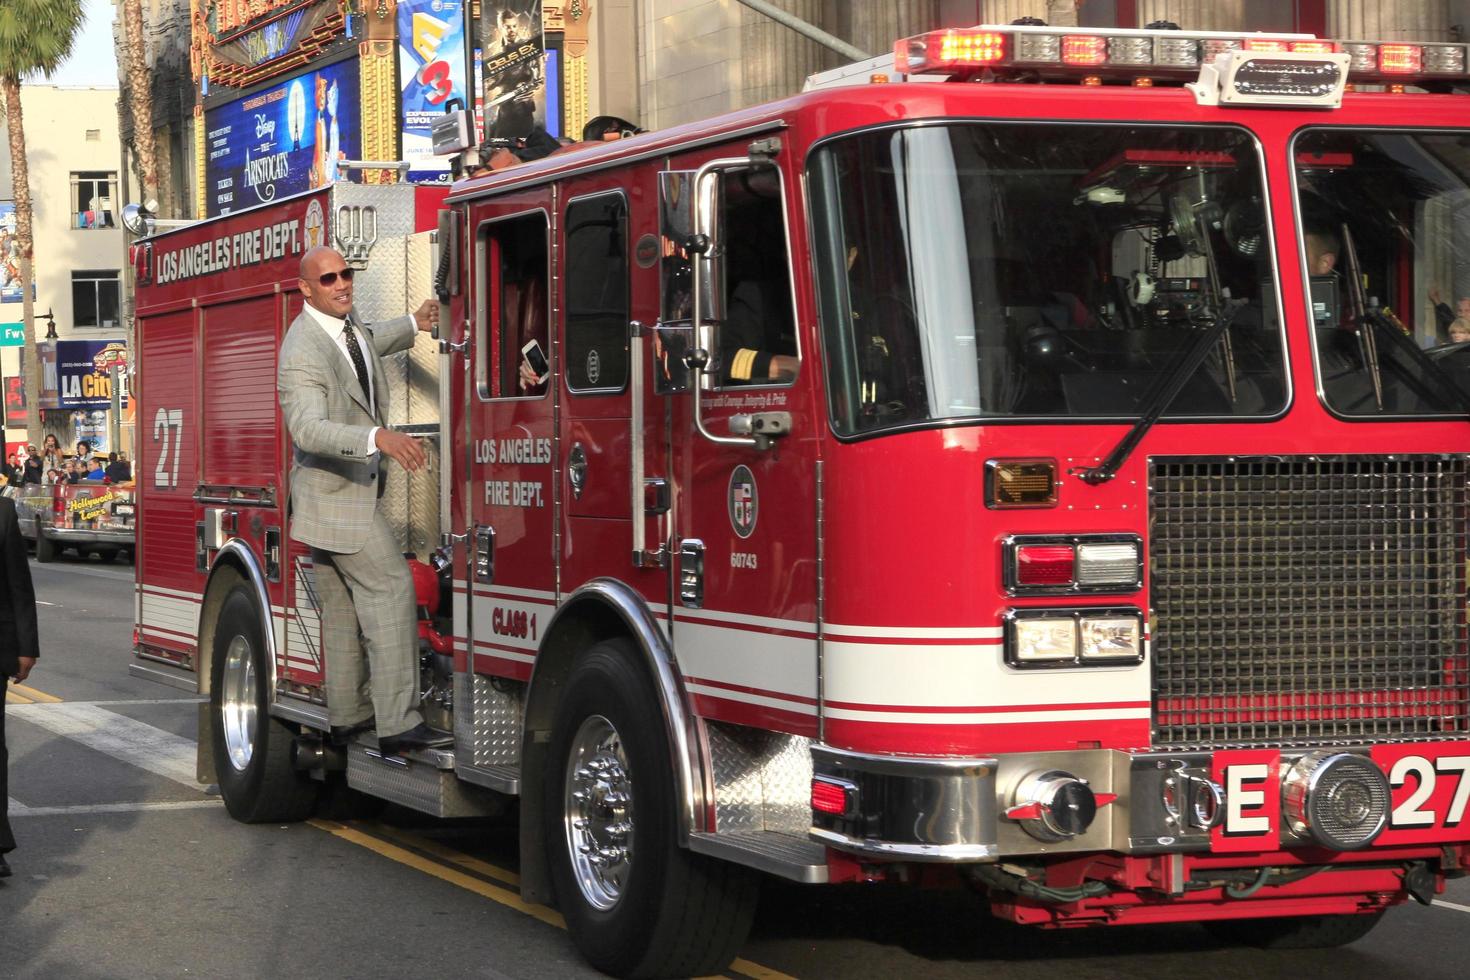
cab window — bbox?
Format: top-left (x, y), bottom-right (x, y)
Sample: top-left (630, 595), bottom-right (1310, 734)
top-left (564, 193), bottom-right (629, 393)
top-left (716, 169), bottom-right (798, 387)
top-left (477, 212), bottom-right (550, 399)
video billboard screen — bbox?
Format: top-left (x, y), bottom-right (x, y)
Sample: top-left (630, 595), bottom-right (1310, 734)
top-left (204, 58), bottom-right (362, 218)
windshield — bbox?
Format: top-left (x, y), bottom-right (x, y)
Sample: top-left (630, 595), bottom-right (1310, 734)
top-left (1295, 129), bottom-right (1470, 417)
top-left (808, 123), bottom-right (1286, 437)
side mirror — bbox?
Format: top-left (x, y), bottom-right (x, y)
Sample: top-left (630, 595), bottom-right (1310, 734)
top-left (121, 202), bottom-right (151, 237)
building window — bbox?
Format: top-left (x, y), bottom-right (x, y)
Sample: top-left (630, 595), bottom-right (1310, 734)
top-left (73, 270), bottom-right (120, 329)
top-left (71, 171), bottom-right (115, 229)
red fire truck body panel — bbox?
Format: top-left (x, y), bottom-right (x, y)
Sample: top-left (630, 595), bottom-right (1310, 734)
top-left (131, 25), bottom-right (1470, 970)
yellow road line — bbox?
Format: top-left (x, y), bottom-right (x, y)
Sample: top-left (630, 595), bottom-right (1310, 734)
top-left (5, 689), bottom-right (35, 705)
top-left (367, 821), bottom-right (521, 888)
top-left (310, 818), bottom-right (798, 980)
top-left (10, 683), bottom-right (62, 703)
top-left (309, 818), bottom-right (566, 929)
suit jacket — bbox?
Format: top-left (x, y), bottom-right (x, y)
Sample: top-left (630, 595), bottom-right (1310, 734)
top-left (277, 307), bottom-right (417, 554)
top-left (0, 497), bottom-right (40, 675)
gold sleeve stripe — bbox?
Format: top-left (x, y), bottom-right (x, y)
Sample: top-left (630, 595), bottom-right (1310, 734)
top-left (731, 348), bottom-right (757, 381)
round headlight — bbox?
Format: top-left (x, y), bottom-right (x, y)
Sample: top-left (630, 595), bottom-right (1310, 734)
top-left (1282, 752), bottom-right (1391, 850)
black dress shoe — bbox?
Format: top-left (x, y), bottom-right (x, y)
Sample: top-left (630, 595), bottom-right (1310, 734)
top-left (0, 854), bottom-right (12, 878)
top-left (329, 716), bottom-right (376, 746)
top-left (377, 722), bottom-right (453, 756)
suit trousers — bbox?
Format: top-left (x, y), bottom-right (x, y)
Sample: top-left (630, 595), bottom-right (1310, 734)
top-left (311, 512), bottom-right (423, 739)
top-left (1, 682), bottom-right (14, 852)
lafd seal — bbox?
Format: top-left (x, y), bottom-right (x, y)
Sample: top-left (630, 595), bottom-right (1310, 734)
top-left (304, 198), bottom-right (325, 249)
top-left (728, 465), bottom-right (757, 539)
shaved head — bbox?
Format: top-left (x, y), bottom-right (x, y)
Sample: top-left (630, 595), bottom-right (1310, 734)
top-left (299, 246), bottom-right (354, 318)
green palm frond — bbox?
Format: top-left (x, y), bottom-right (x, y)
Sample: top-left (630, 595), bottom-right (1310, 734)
top-left (0, 0), bottom-right (85, 81)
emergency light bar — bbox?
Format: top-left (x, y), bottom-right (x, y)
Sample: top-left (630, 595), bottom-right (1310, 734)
top-left (892, 23), bottom-right (1470, 89)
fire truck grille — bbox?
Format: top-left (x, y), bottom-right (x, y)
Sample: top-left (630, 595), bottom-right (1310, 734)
top-left (1149, 456), bottom-right (1470, 750)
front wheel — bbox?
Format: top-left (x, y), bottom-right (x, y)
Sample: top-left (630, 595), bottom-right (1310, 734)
top-left (1202, 910), bottom-right (1386, 949)
top-left (210, 586), bottom-right (318, 823)
top-left (545, 640), bottom-right (758, 979)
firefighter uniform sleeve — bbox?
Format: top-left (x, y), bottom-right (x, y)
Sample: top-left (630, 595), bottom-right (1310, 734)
top-left (721, 280), bottom-right (775, 383)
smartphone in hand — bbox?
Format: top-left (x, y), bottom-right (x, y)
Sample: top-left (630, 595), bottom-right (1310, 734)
top-left (522, 339), bottom-right (550, 383)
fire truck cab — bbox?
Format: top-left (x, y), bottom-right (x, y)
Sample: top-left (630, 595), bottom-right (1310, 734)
top-left (134, 22), bottom-right (1470, 977)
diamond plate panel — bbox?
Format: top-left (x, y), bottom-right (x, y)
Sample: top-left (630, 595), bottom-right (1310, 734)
top-left (463, 672), bottom-right (523, 768)
top-left (708, 721), bottom-right (812, 835)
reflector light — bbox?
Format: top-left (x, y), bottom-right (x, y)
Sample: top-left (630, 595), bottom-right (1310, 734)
top-left (1076, 542), bottom-right (1141, 587)
top-left (986, 459), bottom-right (1057, 509)
top-left (1107, 36), bottom-right (1152, 65)
top-left (811, 778), bottom-right (852, 816)
top-left (1379, 44), bottom-right (1423, 73)
top-left (1244, 38), bottom-right (1290, 52)
top-left (1201, 39), bottom-right (1243, 60)
top-left (1014, 32), bottom-right (1061, 63)
top-left (1342, 42), bottom-right (1377, 72)
top-left (1424, 44), bottom-right (1467, 74)
top-left (1016, 545), bottom-right (1076, 586)
top-left (1155, 36), bottom-right (1200, 67)
top-left (1290, 41), bottom-right (1336, 54)
top-left (1062, 35), bottom-right (1107, 66)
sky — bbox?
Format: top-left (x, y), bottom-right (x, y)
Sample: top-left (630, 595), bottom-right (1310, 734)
top-left (33, 0), bottom-right (119, 88)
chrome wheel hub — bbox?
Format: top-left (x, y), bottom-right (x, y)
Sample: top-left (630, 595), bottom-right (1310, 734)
top-left (220, 634), bottom-right (258, 772)
top-left (563, 715), bottom-right (633, 910)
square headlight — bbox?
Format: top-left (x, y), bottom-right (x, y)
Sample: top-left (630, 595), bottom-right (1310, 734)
top-left (1006, 608), bottom-right (1145, 669)
top-left (1012, 616), bottom-right (1077, 663)
top-left (1079, 614), bottom-right (1144, 662)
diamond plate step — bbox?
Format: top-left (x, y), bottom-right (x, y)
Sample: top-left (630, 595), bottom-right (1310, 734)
top-left (345, 743), bottom-right (499, 818)
top-left (689, 830), bottom-right (829, 883)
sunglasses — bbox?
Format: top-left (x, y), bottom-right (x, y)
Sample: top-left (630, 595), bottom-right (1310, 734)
top-left (316, 268), bottom-right (355, 287)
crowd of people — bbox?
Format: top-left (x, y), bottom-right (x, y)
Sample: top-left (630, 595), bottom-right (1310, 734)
top-left (0, 435), bottom-right (132, 489)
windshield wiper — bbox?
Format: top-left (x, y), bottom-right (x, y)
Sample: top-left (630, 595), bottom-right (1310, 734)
top-left (1078, 302), bottom-right (1243, 484)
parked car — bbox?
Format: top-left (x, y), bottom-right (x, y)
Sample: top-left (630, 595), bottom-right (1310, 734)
top-left (34, 481), bottom-right (136, 563)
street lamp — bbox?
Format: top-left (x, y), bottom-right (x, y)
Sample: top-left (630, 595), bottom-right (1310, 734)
top-left (32, 308), bottom-right (57, 340)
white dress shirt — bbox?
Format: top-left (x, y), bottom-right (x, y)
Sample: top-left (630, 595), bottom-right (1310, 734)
top-left (302, 302), bottom-right (379, 455)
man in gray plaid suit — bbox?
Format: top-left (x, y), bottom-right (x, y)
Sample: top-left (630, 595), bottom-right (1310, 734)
top-left (278, 245), bottom-right (451, 755)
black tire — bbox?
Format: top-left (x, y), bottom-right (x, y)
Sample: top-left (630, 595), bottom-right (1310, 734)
top-left (210, 586), bottom-right (318, 823)
top-left (1202, 910), bottom-right (1386, 949)
top-left (35, 531), bottom-right (56, 563)
top-left (545, 639), bottom-right (759, 979)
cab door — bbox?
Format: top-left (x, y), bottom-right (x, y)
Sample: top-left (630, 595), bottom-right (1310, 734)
top-left (558, 167), bottom-right (669, 608)
top-left (664, 143), bottom-right (821, 739)
top-left (467, 195), bottom-right (557, 681)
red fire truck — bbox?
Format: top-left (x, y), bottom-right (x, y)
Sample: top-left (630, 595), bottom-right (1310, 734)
top-left (132, 21), bottom-right (1470, 977)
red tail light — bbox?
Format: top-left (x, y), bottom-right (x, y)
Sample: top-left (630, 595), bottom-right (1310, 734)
top-left (811, 777), bottom-right (855, 816)
top-left (1379, 44), bottom-right (1423, 73)
top-left (1015, 545), bottom-right (1076, 586)
top-left (1290, 41), bottom-right (1337, 54)
top-left (1061, 35), bottom-right (1107, 66)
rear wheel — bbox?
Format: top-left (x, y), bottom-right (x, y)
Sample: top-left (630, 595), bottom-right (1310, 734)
top-left (210, 586), bottom-right (318, 822)
top-left (545, 639), bottom-right (758, 979)
top-left (1202, 910), bottom-right (1386, 949)
top-left (35, 532), bottom-right (56, 563)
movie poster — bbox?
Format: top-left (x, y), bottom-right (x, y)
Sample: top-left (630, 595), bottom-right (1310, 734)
top-left (0, 202), bottom-right (22, 304)
top-left (480, 3), bottom-right (547, 144)
top-left (203, 59), bottom-right (362, 218)
top-left (399, 0), bottom-right (471, 183)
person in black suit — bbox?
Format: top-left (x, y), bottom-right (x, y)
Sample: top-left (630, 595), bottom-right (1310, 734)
top-left (1, 494), bottom-right (40, 879)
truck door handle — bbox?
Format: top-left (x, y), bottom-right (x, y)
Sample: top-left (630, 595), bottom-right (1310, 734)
top-left (474, 525), bottom-right (495, 584)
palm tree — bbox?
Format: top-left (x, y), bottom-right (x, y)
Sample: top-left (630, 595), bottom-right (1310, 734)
top-left (0, 0), bottom-right (85, 443)
top-left (120, 0), bottom-right (158, 212)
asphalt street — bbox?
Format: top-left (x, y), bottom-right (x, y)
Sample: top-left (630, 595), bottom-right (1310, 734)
top-left (3, 552), bottom-right (1470, 979)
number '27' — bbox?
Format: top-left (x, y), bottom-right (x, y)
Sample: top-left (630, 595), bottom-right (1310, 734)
top-left (153, 407), bottom-right (184, 489)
